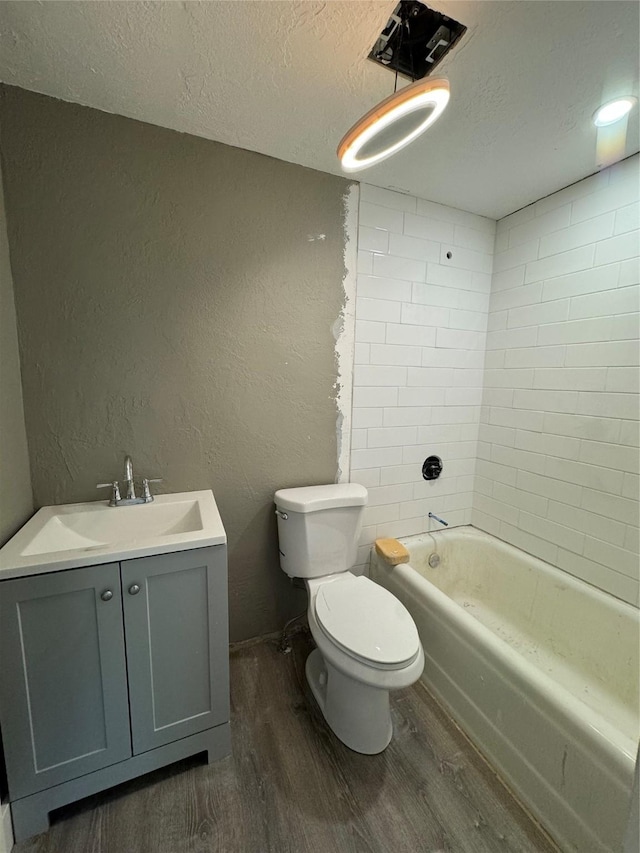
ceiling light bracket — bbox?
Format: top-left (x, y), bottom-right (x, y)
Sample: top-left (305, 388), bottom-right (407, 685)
top-left (369, 1), bottom-right (466, 81)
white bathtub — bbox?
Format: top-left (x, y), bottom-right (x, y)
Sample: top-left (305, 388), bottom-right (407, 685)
top-left (370, 525), bottom-right (639, 853)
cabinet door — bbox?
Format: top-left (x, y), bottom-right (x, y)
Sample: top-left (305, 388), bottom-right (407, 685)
top-left (121, 546), bottom-right (229, 754)
top-left (0, 564), bottom-right (132, 799)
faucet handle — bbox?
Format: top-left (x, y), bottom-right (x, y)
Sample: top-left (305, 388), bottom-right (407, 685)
top-left (141, 478), bottom-right (162, 501)
top-left (97, 481), bottom-right (121, 505)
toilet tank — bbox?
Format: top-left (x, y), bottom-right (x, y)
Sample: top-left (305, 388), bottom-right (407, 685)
top-left (274, 484), bottom-right (367, 578)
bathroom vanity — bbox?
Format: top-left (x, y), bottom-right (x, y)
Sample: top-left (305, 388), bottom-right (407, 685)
top-left (0, 491), bottom-right (230, 842)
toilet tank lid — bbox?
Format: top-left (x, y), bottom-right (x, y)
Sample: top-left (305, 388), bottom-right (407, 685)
top-left (274, 484), bottom-right (367, 513)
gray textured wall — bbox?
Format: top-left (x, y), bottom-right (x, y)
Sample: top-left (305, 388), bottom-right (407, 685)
top-left (0, 148), bottom-right (32, 546)
top-left (0, 86), bottom-right (351, 641)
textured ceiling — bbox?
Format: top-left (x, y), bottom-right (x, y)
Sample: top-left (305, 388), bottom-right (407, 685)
top-left (0, 1), bottom-right (638, 218)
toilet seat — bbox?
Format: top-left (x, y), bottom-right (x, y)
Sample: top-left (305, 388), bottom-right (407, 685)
top-left (314, 575), bottom-right (420, 669)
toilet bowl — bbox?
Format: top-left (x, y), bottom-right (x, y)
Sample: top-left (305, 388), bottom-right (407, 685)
top-left (274, 484), bottom-right (424, 754)
top-left (305, 573), bottom-right (424, 753)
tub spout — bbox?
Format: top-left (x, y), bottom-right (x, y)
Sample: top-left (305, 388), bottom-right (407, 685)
top-left (428, 512), bottom-right (448, 527)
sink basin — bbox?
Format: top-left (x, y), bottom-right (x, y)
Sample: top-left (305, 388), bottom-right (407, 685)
top-left (22, 498), bottom-right (204, 555)
top-left (0, 491), bottom-right (226, 579)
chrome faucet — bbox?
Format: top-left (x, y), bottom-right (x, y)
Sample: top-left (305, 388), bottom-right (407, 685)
top-left (124, 454), bottom-right (136, 500)
top-left (428, 512), bottom-right (448, 527)
top-left (124, 453), bottom-right (136, 501)
top-left (97, 454), bottom-right (162, 507)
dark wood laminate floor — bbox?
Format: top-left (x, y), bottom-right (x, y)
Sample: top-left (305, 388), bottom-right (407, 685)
top-left (16, 631), bottom-right (559, 853)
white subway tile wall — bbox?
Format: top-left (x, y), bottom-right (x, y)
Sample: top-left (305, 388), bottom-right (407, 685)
top-left (351, 184), bottom-right (495, 573)
top-left (474, 154), bottom-right (640, 606)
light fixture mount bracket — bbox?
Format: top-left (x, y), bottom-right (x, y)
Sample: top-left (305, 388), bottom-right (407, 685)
top-left (369, 1), bottom-right (466, 81)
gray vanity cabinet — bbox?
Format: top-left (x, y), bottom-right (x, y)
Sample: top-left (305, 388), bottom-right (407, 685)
top-left (0, 563), bottom-right (131, 799)
top-left (0, 545), bottom-right (230, 842)
top-left (122, 547), bottom-right (229, 753)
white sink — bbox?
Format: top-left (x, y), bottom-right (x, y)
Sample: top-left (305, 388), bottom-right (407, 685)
top-left (0, 491), bottom-right (226, 579)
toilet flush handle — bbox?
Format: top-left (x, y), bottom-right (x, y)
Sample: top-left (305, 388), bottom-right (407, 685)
top-left (275, 509), bottom-right (288, 521)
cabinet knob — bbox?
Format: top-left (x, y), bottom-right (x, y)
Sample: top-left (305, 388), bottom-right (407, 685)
top-left (100, 590), bottom-right (113, 602)
top-left (129, 584), bottom-right (141, 596)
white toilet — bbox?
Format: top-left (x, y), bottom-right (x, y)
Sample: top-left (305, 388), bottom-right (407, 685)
top-left (274, 483), bottom-right (424, 754)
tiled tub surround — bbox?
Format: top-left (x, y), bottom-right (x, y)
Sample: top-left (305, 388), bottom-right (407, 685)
top-left (351, 185), bottom-right (495, 572)
top-left (473, 154), bottom-right (640, 606)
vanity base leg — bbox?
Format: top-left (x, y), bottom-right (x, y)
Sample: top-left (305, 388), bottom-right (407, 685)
top-left (9, 723), bottom-right (231, 843)
top-left (11, 798), bottom-right (50, 843)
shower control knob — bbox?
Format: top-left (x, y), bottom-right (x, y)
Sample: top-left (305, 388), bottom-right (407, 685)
top-left (422, 455), bottom-right (443, 480)
top-left (129, 584), bottom-right (141, 596)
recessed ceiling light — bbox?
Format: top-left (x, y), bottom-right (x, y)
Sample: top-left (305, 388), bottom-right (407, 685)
top-left (337, 77), bottom-right (450, 173)
top-left (592, 97), bottom-right (637, 127)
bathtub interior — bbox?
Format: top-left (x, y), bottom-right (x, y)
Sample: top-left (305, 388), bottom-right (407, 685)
top-left (398, 527), bottom-right (640, 744)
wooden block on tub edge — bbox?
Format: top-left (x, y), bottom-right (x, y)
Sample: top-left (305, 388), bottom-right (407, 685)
top-left (374, 538), bottom-right (410, 566)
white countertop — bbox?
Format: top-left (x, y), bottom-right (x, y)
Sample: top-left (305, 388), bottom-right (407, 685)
top-left (0, 490), bottom-right (226, 580)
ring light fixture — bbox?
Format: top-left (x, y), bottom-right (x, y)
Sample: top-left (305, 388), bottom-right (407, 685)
top-left (337, 76), bottom-right (450, 173)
